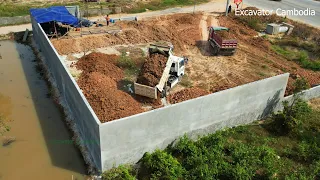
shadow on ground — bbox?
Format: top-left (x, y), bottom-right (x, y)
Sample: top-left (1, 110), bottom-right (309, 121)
top-left (196, 40), bottom-right (214, 56)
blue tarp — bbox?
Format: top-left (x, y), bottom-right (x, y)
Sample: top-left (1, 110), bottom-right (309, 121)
top-left (30, 6), bottom-right (79, 26)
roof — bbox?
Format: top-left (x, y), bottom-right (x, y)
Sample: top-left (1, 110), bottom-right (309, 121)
top-left (30, 6), bottom-right (79, 26)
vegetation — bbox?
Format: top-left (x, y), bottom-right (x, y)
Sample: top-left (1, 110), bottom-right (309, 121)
top-left (229, 7), bottom-right (320, 71)
top-left (0, 2), bottom-right (81, 17)
top-left (126, 0), bottom-right (209, 14)
top-left (102, 165), bottom-right (136, 180)
top-left (0, 114), bottom-right (9, 135)
top-left (103, 78), bottom-right (320, 179)
top-left (0, 0), bottom-right (209, 17)
top-left (272, 45), bottom-right (320, 71)
top-left (117, 52), bottom-right (140, 79)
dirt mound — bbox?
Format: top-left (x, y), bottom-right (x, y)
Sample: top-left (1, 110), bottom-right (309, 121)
top-left (169, 87), bottom-right (209, 104)
top-left (80, 83), bottom-right (144, 122)
top-left (76, 52), bottom-right (123, 81)
top-left (52, 13), bottom-right (202, 55)
top-left (77, 71), bottom-right (144, 122)
top-left (216, 31), bottom-right (236, 39)
top-left (76, 53), bottom-right (145, 122)
top-left (136, 54), bottom-right (168, 86)
top-left (78, 72), bottom-right (117, 89)
top-left (174, 14), bottom-right (197, 24)
top-left (218, 15), bottom-right (257, 41)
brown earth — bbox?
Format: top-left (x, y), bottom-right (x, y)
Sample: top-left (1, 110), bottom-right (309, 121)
top-left (59, 13), bottom-right (320, 111)
top-left (76, 52), bottom-right (123, 81)
top-left (169, 87), bottom-right (209, 104)
top-left (51, 13), bottom-right (202, 55)
top-left (215, 30), bottom-right (236, 39)
top-left (76, 53), bottom-right (144, 122)
top-left (136, 53), bottom-right (168, 86)
top-left (78, 72), bottom-right (144, 122)
top-left (215, 15), bottom-right (320, 96)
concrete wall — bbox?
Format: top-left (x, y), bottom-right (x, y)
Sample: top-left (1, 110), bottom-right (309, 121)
top-left (99, 74), bottom-right (289, 170)
top-left (0, 16), bottom-right (30, 26)
top-left (31, 17), bottom-right (102, 171)
top-left (31, 12), bottom-right (320, 172)
top-left (283, 85), bottom-right (320, 102)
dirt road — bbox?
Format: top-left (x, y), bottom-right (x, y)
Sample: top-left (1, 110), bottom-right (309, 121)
top-left (0, 0), bottom-right (226, 35)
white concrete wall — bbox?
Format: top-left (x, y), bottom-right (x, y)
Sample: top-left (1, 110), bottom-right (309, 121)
top-left (283, 85), bottom-right (320, 102)
top-left (99, 74), bottom-right (289, 170)
top-left (31, 17), bottom-right (102, 170)
top-left (31, 13), bottom-right (320, 172)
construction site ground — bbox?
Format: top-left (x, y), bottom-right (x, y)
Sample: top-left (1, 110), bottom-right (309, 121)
top-left (55, 13), bottom-right (320, 123)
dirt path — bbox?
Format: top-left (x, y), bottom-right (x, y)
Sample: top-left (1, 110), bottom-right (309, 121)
top-left (200, 15), bottom-right (208, 41)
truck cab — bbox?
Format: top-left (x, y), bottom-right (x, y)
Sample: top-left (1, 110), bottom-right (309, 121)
top-left (168, 55), bottom-right (186, 88)
top-left (170, 55), bottom-right (185, 77)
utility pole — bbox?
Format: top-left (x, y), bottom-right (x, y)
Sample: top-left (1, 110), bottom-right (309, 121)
top-left (193, 0), bottom-right (196, 14)
top-left (225, 0), bottom-right (230, 16)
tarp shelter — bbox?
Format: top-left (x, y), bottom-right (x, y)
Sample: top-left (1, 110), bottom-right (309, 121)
top-left (30, 6), bottom-right (79, 26)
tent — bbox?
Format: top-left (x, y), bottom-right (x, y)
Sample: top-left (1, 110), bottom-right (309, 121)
top-left (30, 6), bottom-right (79, 26)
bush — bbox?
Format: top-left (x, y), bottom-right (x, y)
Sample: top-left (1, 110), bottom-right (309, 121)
top-left (270, 98), bottom-right (311, 135)
top-left (269, 78), bottom-right (311, 135)
top-left (101, 165), bottom-right (135, 180)
top-left (140, 149), bottom-right (184, 180)
top-left (117, 52), bottom-right (136, 69)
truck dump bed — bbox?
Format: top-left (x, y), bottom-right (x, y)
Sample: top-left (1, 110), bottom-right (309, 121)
top-left (209, 27), bottom-right (237, 49)
top-left (134, 45), bottom-right (174, 99)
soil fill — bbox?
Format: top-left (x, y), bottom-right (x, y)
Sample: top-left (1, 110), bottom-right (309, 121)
top-left (76, 53), bottom-right (144, 122)
top-left (78, 71), bottom-right (144, 122)
top-left (51, 13), bottom-right (202, 55)
top-left (215, 31), bottom-right (236, 39)
top-left (136, 53), bottom-right (168, 87)
top-left (169, 87), bottom-right (209, 104)
top-left (76, 52), bottom-right (123, 81)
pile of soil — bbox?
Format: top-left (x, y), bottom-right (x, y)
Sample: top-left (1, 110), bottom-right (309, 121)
top-left (76, 53), bottom-right (144, 122)
top-left (79, 74), bottom-right (144, 122)
top-left (169, 87), bottom-right (209, 104)
top-left (136, 54), bottom-right (168, 87)
top-left (77, 72), bottom-right (117, 90)
top-left (76, 52), bottom-right (123, 81)
top-left (51, 13), bottom-right (202, 55)
top-left (215, 31), bottom-right (236, 39)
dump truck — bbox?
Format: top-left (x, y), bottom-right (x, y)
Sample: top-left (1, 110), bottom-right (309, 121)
top-left (208, 26), bottom-right (238, 55)
top-left (134, 44), bottom-right (187, 99)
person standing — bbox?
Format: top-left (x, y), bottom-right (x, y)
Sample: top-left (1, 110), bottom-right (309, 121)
top-left (228, 5), bottom-right (232, 13)
top-left (105, 15), bottom-right (110, 26)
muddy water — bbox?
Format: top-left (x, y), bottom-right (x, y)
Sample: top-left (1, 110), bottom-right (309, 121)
top-left (0, 41), bottom-right (86, 180)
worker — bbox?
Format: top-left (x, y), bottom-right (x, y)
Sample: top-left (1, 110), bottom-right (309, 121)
top-left (105, 15), bottom-right (110, 26)
top-left (228, 5), bottom-right (232, 13)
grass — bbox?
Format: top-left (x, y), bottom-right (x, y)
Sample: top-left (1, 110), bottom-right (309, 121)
top-left (257, 71), bottom-right (266, 77)
top-left (0, 2), bottom-right (82, 17)
top-left (117, 52), bottom-right (140, 81)
top-left (0, 0), bottom-right (209, 17)
top-left (126, 0), bottom-right (209, 14)
top-left (272, 45), bottom-right (320, 71)
top-left (103, 99), bottom-right (320, 179)
top-left (0, 114), bottom-right (10, 136)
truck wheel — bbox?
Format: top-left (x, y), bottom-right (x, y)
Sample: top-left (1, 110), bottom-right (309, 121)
top-left (213, 46), bottom-right (219, 55)
top-left (160, 89), bottom-right (167, 98)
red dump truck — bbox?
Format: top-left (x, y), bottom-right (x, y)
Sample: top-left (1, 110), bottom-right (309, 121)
top-left (208, 26), bottom-right (238, 55)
